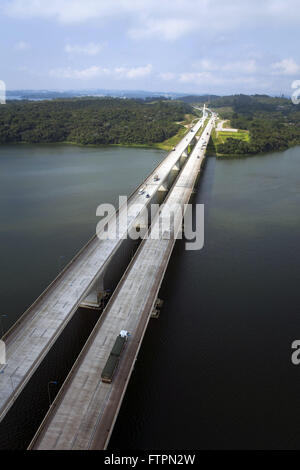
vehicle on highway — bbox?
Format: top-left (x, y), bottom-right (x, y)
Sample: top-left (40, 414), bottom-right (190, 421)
top-left (154, 174), bottom-right (160, 182)
top-left (101, 331), bottom-right (128, 384)
top-left (172, 147), bottom-right (176, 151)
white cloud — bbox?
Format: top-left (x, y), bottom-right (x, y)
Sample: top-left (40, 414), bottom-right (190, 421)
top-left (223, 60), bottom-right (257, 74)
top-left (177, 57), bottom-right (281, 90)
top-left (4, 0), bottom-right (114, 23)
top-left (175, 59), bottom-right (259, 86)
top-left (155, 56), bottom-right (295, 93)
top-left (114, 64), bottom-right (153, 79)
top-left (15, 40), bottom-right (30, 51)
top-left (129, 18), bottom-right (194, 41)
top-left (179, 71), bottom-right (213, 83)
top-left (4, 0), bottom-right (300, 40)
top-left (50, 64), bottom-right (153, 80)
top-left (3, 0), bottom-right (300, 95)
top-left (194, 59), bottom-right (257, 74)
top-left (64, 42), bottom-right (105, 56)
top-left (50, 66), bottom-right (110, 80)
top-left (271, 58), bottom-right (300, 75)
top-left (178, 70), bottom-right (260, 88)
top-left (160, 72), bottom-right (176, 81)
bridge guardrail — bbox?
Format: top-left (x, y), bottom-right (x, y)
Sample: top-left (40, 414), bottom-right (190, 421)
top-left (2, 120), bottom-right (200, 343)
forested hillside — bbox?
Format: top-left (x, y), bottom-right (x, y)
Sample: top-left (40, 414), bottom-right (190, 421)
top-left (0, 98), bottom-right (192, 146)
top-left (184, 94), bottom-right (300, 155)
top-left (217, 95), bottom-right (300, 154)
top-left (2, 94), bottom-right (298, 155)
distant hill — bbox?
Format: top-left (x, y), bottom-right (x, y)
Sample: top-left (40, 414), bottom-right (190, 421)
top-left (6, 89), bottom-right (192, 101)
top-left (177, 94), bottom-right (220, 104)
top-left (203, 94), bottom-right (300, 156)
top-left (0, 97), bottom-right (192, 146)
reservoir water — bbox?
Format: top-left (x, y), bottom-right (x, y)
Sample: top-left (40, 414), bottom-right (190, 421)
top-left (0, 144), bottom-right (164, 333)
top-left (1, 144), bottom-right (300, 449)
top-left (110, 147), bottom-right (300, 450)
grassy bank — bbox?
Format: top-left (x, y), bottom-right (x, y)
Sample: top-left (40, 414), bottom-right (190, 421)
top-left (150, 113), bottom-right (198, 151)
top-left (208, 119), bottom-right (250, 157)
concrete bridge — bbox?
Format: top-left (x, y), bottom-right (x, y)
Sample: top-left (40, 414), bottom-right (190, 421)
top-left (0, 108), bottom-right (215, 449)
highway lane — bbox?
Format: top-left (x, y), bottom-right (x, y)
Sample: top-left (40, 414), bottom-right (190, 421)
top-left (0, 114), bottom-right (205, 425)
top-left (30, 116), bottom-right (215, 450)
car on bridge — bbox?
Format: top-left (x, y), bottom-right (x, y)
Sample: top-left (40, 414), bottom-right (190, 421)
top-left (101, 331), bottom-right (128, 384)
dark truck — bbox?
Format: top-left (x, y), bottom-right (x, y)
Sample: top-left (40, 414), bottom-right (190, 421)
top-left (101, 331), bottom-right (128, 384)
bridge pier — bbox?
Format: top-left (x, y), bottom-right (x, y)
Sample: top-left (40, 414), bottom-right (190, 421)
top-left (179, 148), bottom-right (189, 167)
top-left (129, 208), bottom-right (149, 240)
top-left (80, 274), bottom-right (107, 310)
top-left (155, 183), bottom-right (169, 205)
top-left (182, 147), bottom-right (188, 157)
top-left (168, 163), bottom-right (180, 186)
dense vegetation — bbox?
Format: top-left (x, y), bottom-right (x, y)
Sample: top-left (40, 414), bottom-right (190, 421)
top-left (178, 94), bottom-right (220, 104)
top-left (185, 94), bottom-right (300, 156)
top-left (2, 94), bottom-right (299, 155)
top-left (0, 97), bottom-right (192, 146)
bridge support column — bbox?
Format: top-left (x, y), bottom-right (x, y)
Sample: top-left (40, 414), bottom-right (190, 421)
top-left (182, 147), bottom-right (188, 157)
top-left (80, 274), bottom-right (107, 310)
top-left (151, 298), bottom-right (164, 319)
top-left (156, 183), bottom-right (169, 205)
top-left (129, 209), bottom-right (149, 240)
top-left (167, 163), bottom-right (180, 187)
top-left (179, 147), bottom-right (189, 167)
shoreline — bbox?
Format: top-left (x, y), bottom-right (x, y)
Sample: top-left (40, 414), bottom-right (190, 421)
top-left (1, 141), bottom-right (297, 158)
top-left (2, 119), bottom-right (295, 157)
top-left (0, 140), bottom-right (168, 151)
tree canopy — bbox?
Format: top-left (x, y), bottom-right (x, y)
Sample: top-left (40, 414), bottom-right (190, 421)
top-left (190, 94), bottom-right (300, 155)
top-left (0, 97), bottom-right (192, 146)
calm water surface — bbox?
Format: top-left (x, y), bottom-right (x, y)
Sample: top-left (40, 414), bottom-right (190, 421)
top-left (1, 144), bottom-right (300, 449)
top-left (0, 144), bottom-right (164, 331)
top-left (110, 147), bottom-right (300, 450)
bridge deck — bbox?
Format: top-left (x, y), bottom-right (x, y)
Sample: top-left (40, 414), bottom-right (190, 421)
top-left (30, 117), bottom-right (214, 450)
top-left (0, 117), bottom-right (204, 423)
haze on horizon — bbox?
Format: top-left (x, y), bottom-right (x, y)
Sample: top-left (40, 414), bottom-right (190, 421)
top-left (1, 0), bottom-right (300, 96)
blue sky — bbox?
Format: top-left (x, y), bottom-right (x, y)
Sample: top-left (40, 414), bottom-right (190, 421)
top-left (1, 0), bottom-right (300, 95)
